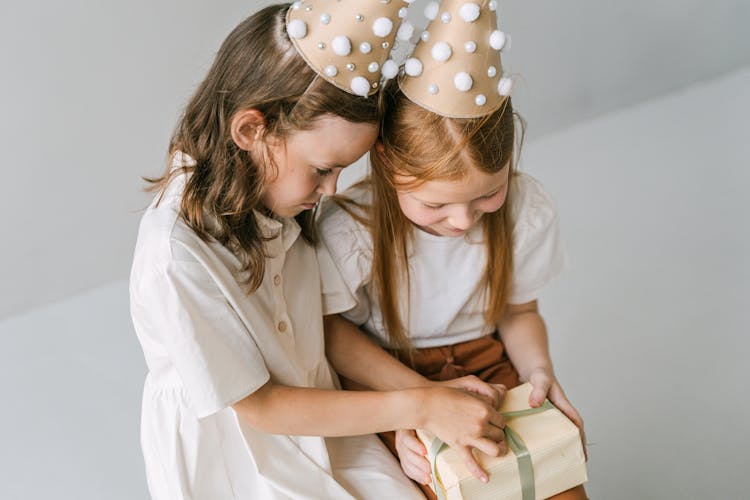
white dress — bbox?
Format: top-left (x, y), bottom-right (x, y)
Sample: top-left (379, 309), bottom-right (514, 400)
top-left (130, 155), bottom-right (423, 499)
top-left (316, 172), bottom-right (566, 349)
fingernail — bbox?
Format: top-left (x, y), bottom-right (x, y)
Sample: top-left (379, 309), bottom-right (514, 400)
top-left (481, 475), bottom-right (488, 483)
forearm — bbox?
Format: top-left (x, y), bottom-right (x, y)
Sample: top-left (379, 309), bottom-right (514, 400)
top-left (498, 306), bottom-right (554, 382)
top-left (324, 314), bottom-right (429, 390)
top-left (233, 381), bottom-right (425, 436)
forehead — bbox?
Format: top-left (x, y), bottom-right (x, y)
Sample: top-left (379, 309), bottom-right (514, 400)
top-left (286, 115), bottom-right (378, 164)
top-left (398, 164), bottom-right (510, 203)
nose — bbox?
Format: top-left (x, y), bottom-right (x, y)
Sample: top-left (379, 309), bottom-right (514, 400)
top-left (448, 205), bottom-right (476, 230)
top-left (317, 171), bottom-right (341, 197)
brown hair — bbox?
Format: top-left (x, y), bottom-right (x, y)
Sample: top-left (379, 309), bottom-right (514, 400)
top-left (146, 4), bottom-right (378, 292)
top-left (354, 80), bottom-right (523, 350)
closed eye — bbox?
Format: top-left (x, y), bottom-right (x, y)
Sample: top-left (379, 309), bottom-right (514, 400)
top-left (315, 167), bottom-right (334, 177)
top-left (423, 203), bottom-right (445, 209)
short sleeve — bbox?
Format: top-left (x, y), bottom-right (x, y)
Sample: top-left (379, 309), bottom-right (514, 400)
top-left (131, 258), bottom-right (270, 418)
top-left (316, 197), bottom-right (374, 323)
top-left (509, 174), bottom-right (567, 304)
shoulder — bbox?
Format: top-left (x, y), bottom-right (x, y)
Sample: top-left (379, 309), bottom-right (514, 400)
top-left (317, 183), bottom-right (373, 253)
top-left (510, 172), bottom-right (560, 248)
top-left (132, 176), bottom-right (212, 274)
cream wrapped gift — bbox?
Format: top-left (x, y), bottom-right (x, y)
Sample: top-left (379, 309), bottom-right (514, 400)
top-left (416, 383), bottom-right (587, 500)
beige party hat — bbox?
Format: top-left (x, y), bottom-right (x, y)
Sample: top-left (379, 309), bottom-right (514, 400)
top-left (399, 0), bottom-right (513, 118)
top-left (286, 0), bottom-right (416, 97)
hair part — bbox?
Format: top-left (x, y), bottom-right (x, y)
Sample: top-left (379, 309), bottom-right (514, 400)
top-left (145, 3), bottom-right (378, 292)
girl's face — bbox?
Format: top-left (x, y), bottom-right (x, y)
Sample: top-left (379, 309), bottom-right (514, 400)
top-left (261, 115), bottom-right (378, 218)
top-left (395, 163), bottom-right (510, 237)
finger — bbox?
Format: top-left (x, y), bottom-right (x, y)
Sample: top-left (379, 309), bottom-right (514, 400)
top-left (529, 374), bottom-right (551, 407)
top-left (402, 458), bottom-right (431, 485)
top-left (457, 376), bottom-right (503, 406)
top-left (487, 409), bottom-right (506, 430)
top-left (549, 384), bottom-right (584, 429)
top-left (469, 436), bottom-right (505, 458)
top-left (403, 449), bottom-right (432, 476)
top-left (482, 423), bottom-right (507, 445)
top-left (454, 446), bottom-right (488, 483)
top-left (402, 431), bottom-right (428, 456)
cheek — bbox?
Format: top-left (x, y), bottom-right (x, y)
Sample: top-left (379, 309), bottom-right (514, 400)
top-left (398, 197), bottom-right (444, 226)
top-left (476, 190), bottom-right (508, 213)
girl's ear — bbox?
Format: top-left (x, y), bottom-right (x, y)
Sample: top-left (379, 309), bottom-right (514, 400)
top-left (230, 109), bottom-right (266, 151)
top-left (374, 139), bottom-right (385, 156)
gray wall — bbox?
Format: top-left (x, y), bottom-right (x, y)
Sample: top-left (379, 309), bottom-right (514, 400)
top-left (1, 1), bottom-right (748, 319)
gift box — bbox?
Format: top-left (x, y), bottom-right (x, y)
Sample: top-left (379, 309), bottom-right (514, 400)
top-left (416, 383), bottom-right (587, 500)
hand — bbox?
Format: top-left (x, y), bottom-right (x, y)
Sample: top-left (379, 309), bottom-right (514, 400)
top-left (527, 369), bottom-right (587, 460)
top-left (395, 429), bottom-right (431, 485)
top-left (435, 375), bottom-right (505, 409)
top-left (420, 386), bottom-right (509, 483)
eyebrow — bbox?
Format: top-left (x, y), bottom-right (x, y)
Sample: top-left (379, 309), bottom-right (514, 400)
top-left (413, 180), bottom-right (506, 205)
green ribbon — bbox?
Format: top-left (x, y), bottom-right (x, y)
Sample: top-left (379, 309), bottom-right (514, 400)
top-left (428, 399), bottom-right (555, 500)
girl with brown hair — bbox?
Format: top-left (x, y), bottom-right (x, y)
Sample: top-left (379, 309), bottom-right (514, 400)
top-left (130, 3), bottom-right (509, 499)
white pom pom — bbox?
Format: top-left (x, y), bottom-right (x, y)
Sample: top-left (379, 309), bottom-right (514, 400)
top-left (454, 72), bottom-right (473, 91)
top-left (382, 59), bottom-right (399, 79)
top-left (405, 58), bottom-right (423, 77)
top-left (489, 0), bottom-right (498, 12)
top-left (399, 7), bottom-right (408, 19)
top-left (372, 17), bottom-right (393, 38)
top-left (287, 19), bottom-right (307, 39)
top-left (368, 62), bottom-right (379, 73)
top-left (424, 2), bottom-right (439, 21)
top-left (324, 65), bottom-right (338, 77)
top-left (441, 12), bottom-right (452, 23)
top-left (351, 77), bottom-right (371, 97)
top-left (360, 42), bottom-right (372, 54)
top-left (475, 94), bottom-right (487, 106)
top-left (319, 13), bottom-right (331, 25)
top-left (459, 2), bottom-right (481, 22)
top-left (464, 41), bottom-right (477, 53)
top-left (428, 83), bottom-right (439, 95)
top-left (488, 65), bottom-right (497, 77)
top-left (421, 31), bottom-right (430, 42)
top-left (332, 35), bottom-right (352, 56)
top-left (489, 30), bottom-right (507, 51)
top-left (431, 42), bottom-right (452, 62)
top-left (397, 21), bottom-right (414, 41)
top-left (497, 76), bottom-right (513, 96)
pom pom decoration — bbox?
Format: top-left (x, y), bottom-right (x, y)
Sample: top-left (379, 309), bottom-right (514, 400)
top-left (441, 12), bottom-right (452, 23)
top-left (454, 71), bottom-right (473, 91)
top-left (475, 94), bottom-right (487, 106)
top-left (489, 0), bottom-right (498, 12)
top-left (332, 35), bottom-right (352, 56)
top-left (372, 17), bottom-right (394, 37)
top-left (428, 83), bottom-right (439, 95)
top-left (489, 30), bottom-right (507, 51)
top-left (424, 2), bottom-right (439, 21)
top-left (324, 65), bottom-right (338, 77)
top-left (368, 62), bottom-right (379, 73)
top-left (399, 7), bottom-right (408, 18)
top-left (431, 42), bottom-right (453, 62)
top-left (287, 19), bottom-right (307, 39)
top-left (459, 2), bottom-right (481, 23)
top-left (360, 41), bottom-right (372, 54)
top-left (397, 21), bottom-right (414, 41)
top-left (350, 76), bottom-right (371, 97)
top-left (464, 41), bottom-right (477, 53)
top-left (382, 59), bottom-right (399, 79)
top-left (319, 13), bottom-right (331, 25)
top-left (488, 65), bottom-right (497, 77)
top-left (497, 76), bottom-right (513, 96)
top-left (405, 58), bottom-right (424, 77)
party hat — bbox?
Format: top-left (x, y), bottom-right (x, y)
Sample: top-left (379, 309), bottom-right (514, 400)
top-left (286, 0), bottom-right (417, 97)
top-left (399, 0), bottom-right (513, 118)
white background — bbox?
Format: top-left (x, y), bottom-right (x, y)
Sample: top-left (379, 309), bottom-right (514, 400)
top-left (1, 1), bottom-right (748, 499)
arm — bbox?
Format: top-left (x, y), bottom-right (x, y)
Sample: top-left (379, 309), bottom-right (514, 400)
top-left (498, 300), bottom-right (586, 449)
top-left (233, 380), bottom-right (506, 482)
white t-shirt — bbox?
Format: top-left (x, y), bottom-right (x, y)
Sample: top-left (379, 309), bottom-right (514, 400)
top-left (130, 154), bottom-right (422, 500)
top-left (317, 172), bottom-right (566, 349)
